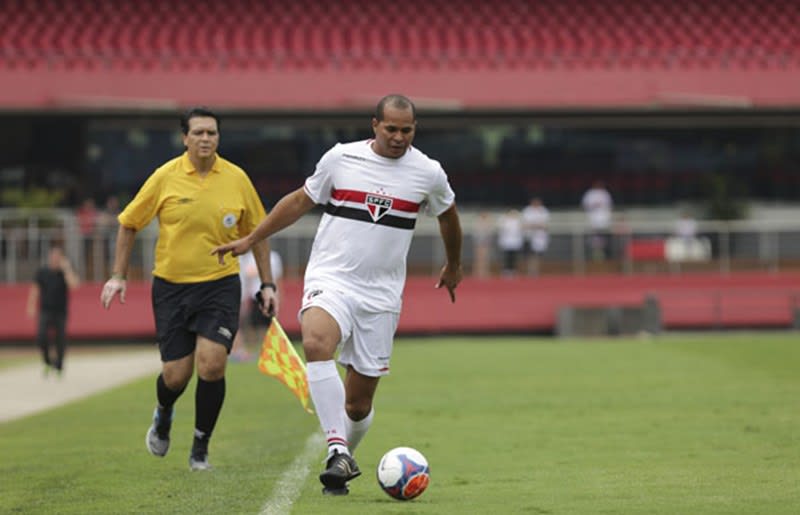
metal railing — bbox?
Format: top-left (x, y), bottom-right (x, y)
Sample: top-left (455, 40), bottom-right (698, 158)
top-left (2, 208), bottom-right (799, 283)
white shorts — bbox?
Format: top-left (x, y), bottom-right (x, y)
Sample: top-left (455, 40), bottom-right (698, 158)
top-left (299, 286), bottom-right (399, 377)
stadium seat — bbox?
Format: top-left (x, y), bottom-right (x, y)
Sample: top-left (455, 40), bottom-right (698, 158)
top-left (5, 0), bottom-right (799, 72)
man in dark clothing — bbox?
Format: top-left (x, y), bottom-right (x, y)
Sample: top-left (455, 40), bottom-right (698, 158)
top-left (27, 246), bottom-right (80, 375)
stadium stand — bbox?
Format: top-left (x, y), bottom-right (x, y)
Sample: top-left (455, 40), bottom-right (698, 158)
top-left (2, 0), bottom-right (800, 108)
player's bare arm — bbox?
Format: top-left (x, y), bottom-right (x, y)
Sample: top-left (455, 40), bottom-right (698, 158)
top-left (435, 203), bottom-right (463, 303)
top-left (211, 187), bottom-right (316, 264)
top-left (101, 225), bottom-right (137, 308)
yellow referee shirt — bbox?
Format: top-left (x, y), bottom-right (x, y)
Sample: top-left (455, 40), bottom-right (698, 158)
top-left (118, 152), bottom-right (266, 283)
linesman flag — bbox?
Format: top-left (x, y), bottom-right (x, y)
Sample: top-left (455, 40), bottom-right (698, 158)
top-left (257, 319), bottom-right (314, 414)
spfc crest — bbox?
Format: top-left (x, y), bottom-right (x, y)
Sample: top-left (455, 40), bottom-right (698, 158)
top-left (366, 194), bottom-right (392, 222)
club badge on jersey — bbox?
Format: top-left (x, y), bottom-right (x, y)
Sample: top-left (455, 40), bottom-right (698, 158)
top-left (366, 194), bottom-right (392, 222)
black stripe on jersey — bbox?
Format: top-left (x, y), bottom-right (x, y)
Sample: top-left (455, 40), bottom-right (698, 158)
top-left (325, 204), bottom-right (416, 230)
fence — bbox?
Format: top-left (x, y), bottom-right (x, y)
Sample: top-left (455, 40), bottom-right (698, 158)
top-left (2, 208), bottom-right (800, 283)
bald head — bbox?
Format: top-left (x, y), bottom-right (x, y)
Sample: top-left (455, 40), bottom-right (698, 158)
top-left (374, 94), bottom-right (416, 121)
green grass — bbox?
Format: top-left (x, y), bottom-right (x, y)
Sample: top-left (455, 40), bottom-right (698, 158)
top-left (2, 333), bottom-right (799, 514)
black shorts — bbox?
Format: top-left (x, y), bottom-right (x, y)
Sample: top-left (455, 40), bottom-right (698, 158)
top-left (151, 274), bottom-right (241, 362)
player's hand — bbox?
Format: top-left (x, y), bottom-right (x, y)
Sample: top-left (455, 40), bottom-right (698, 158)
top-left (210, 238), bottom-right (252, 265)
top-left (255, 284), bottom-right (278, 318)
top-left (435, 263), bottom-right (462, 303)
top-left (100, 276), bottom-right (127, 309)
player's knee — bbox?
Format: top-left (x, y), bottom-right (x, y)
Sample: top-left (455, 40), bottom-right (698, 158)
top-left (345, 400), bottom-right (372, 421)
top-left (302, 334), bottom-right (336, 361)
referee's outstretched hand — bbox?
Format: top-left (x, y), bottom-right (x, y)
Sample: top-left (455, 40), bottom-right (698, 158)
top-left (211, 237), bottom-right (251, 265)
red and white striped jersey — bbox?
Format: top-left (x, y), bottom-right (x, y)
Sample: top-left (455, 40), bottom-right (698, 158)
top-left (303, 140), bottom-right (455, 313)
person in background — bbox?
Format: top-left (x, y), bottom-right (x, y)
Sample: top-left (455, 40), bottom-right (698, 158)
top-left (26, 245), bottom-right (80, 377)
top-left (96, 195), bottom-right (120, 276)
top-left (496, 209), bottom-right (524, 276)
top-left (472, 211), bottom-right (493, 278)
top-left (581, 180), bottom-right (613, 261)
top-left (76, 198), bottom-right (98, 277)
top-left (521, 197), bottom-right (550, 276)
top-left (675, 210), bottom-right (698, 242)
top-left (99, 106), bottom-right (277, 472)
top-left (231, 249), bottom-right (284, 362)
top-left (211, 94), bottom-right (462, 496)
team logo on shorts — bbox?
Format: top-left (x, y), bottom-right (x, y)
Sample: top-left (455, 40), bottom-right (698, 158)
top-left (366, 194), bottom-right (392, 222)
top-left (222, 213), bottom-right (237, 228)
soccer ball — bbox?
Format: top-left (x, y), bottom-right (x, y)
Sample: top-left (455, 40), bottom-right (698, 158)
top-left (376, 446), bottom-right (430, 501)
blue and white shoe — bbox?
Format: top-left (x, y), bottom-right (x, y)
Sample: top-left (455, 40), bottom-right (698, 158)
top-left (145, 406), bottom-right (172, 457)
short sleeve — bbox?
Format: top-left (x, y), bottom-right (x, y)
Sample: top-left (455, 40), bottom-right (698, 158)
top-left (425, 164), bottom-right (456, 217)
top-left (118, 171), bottom-right (163, 230)
top-left (237, 174), bottom-right (267, 235)
top-left (303, 144), bottom-right (339, 205)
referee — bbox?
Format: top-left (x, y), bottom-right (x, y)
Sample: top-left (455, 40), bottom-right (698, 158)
top-left (100, 107), bottom-right (277, 471)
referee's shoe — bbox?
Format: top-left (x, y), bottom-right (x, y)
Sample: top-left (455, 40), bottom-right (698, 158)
top-left (145, 406), bottom-right (172, 457)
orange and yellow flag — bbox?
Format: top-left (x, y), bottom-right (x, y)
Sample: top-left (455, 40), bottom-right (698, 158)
top-left (257, 319), bottom-right (313, 414)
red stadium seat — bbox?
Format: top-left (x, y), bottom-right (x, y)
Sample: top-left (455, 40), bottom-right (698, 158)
top-left (2, 0), bottom-right (800, 84)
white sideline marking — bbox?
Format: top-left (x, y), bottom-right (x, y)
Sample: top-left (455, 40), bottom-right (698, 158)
top-left (259, 431), bottom-right (324, 515)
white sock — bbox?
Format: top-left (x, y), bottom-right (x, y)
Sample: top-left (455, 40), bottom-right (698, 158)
top-left (307, 360), bottom-right (349, 457)
top-left (346, 407), bottom-right (374, 455)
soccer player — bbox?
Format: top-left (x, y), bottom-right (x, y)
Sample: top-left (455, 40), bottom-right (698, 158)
top-left (100, 107), bottom-right (277, 471)
top-left (211, 94), bottom-right (463, 495)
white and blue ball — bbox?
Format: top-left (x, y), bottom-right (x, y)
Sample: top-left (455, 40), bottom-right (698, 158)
top-left (376, 446), bottom-right (430, 501)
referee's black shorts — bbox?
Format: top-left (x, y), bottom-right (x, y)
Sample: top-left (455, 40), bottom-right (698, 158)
top-left (151, 274), bottom-right (241, 362)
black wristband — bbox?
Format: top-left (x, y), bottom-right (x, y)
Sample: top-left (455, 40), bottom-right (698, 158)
top-left (260, 282), bottom-right (277, 292)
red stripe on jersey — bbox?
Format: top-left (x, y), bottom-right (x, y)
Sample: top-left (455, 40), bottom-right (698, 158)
top-left (331, 189), bottom-right (420, 213)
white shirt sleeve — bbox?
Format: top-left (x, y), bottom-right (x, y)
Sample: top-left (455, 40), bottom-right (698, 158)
top-left (303, 144), bottom-right (340, 205)
top-left (425, 164), bottom-right (456, 217)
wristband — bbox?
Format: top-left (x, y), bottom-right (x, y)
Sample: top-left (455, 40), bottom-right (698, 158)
top-left (111, 273), bottom-right (126, 280)
top-left (260, 282), bottom-right (276, 292)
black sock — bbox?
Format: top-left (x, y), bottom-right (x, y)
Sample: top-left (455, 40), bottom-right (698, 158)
top-left (156, 373), bottom-right (185, 410)
top-left (194, 377), bottom-right (226, 446)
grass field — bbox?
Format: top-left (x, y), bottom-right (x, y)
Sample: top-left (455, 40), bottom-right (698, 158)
top-left (1, 333), bottom-right (798, 514)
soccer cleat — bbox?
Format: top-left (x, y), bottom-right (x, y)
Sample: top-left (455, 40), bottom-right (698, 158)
top-left (189, 441), bottom-right (212, 471)
top-left (145, 406), bottom-right (172, 457)
top-left (322, 486), bottom-right (350, 496)
top-left (319, 450), bottom-right (361, 492)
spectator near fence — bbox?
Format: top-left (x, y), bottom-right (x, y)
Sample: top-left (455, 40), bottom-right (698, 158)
top-left (76, 198), bottom-right (98, 273)
top-left (521, 197), bottom-right (550, 276)
top-left (472, 211), bottom-right (494, 278)
top-left (581, 180), bottom-right (613, 261)
top-left (497, 209), bottom-right (524, 276)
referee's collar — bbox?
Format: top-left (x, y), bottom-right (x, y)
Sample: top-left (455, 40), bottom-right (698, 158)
top-left (180, 152), bottom-right (222, 175)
